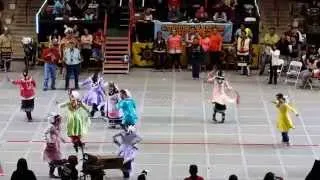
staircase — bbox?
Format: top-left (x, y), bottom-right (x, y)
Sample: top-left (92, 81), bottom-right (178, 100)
top-left (119, 6), bottom-right (130, 29)
top-left (5, 0), bottom-right (41, 58)
top-left (102, 36), bottom-right (130, 74)
top-left (260, 0), bottom-right (291, 36)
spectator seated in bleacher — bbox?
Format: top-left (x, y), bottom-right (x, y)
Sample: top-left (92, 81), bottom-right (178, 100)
top-left (53, 0), bottom-right (64, 17)
top-left (168, 0), bottom-right (181, 10)
top-left (143, 8), bottom-right (153, 21)
top-left (213, 11), bottom-right (228, 22)
top-left (306, 0), bottom-right (320, 25)
top-left (195, 6), bottom-right (208, 22)
top-left (211, 0), bottom-right (232, 21)
top-left (276, 35), bottom-right (290, 61)
top-left (84, 9), bottom-right (95, 21)
top-left (300, 45), bottom-right (320, 87)
top-left (168, 6), bottom-right (181, 22)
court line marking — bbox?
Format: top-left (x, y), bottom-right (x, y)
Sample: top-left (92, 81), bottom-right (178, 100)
top-left (4, 140), bottom-right (320, 147)
top-left (258, 76), bottom-right (287, 179)
top-left (235, 98), bottom-right (250, 179)
top-left (287, 88), bottom-right (319, 159)
top-left (201, 76), bottom-right (210, 179)
top-left (5, 131), bottom-right (320, 137)
top-left (168, 71), bottom-right (176, 179)
top-left (0, 150), bottom-right (316, 157)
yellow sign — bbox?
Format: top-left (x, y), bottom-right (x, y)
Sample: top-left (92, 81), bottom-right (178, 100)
top-left (132, 42), bottom-right (154, 67)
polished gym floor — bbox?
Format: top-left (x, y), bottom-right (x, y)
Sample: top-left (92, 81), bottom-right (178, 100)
top-left (0, 62), bottom-right (319, 180)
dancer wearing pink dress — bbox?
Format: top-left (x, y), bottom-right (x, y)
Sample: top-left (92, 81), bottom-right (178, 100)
top-left (43, 113), bottom-right (66, 178)
top-left (207, 70), bottom-right (240, 123)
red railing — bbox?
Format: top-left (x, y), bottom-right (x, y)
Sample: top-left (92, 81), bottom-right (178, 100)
top-left (102, 11), bottom-right (108, 61)
top-left (128, 0), bottom-right (135, 58)
top-left (274, 0), bottom-right (280, 26)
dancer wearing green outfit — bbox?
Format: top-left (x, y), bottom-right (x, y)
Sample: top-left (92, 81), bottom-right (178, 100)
top-left (59, 90), bottom-right (91, 153)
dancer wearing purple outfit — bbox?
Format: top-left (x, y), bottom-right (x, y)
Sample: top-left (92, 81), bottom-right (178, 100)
top-left (81, 72), bottom-right (106, 117)
top-left (43, 113), bottom-right (66, 178)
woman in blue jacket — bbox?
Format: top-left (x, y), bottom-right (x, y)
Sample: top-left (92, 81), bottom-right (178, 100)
top-left (117, 89), bottom-right (138, 128)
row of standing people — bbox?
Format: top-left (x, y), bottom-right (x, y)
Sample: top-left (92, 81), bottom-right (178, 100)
top-left (154, 27), bottom-right (253, 77)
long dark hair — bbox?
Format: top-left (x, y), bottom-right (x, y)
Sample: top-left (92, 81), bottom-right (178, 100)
top-left (16, 158), bottom-right (29, 173)
top-left (189, 164), bottom-right (198, 180)
top-left (91, 71), bottom-right (99, 84)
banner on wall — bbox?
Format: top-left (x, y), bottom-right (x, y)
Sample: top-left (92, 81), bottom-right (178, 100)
top-left (154, 21), bottom-right (233, 42)
top-left (132, 42), bottom-right (155, 67)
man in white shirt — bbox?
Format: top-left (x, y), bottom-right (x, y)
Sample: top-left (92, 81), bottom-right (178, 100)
top-left (268, 46), bottom-right (281, 85)
top-left (64, 41), bottom-right (82, 90)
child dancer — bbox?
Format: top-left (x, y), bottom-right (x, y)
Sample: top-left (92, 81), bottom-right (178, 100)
top-left (116, 89), bottom-right (138, 129)
top-left (100, 82), bottom-right (123, 128)
top-left (272, 93), bottom-right (299, 146)
top-left (81, 72), bottom-right (106, 117)
top-left (207, 70), bottom-right (239, 123)
top-left (43, 113), bottom-right (65, 178)
top-left (8, 69), bottom-right (36, 121)
top-left (59, 90), bottom-right (91, 153)
top-left (113, 126), bottom-right (142, 179)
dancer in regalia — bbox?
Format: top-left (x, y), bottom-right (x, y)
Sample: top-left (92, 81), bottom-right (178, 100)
top-left (100, 82), bottom-right (123, 128)
top-left (207, 70), bottom-right (239, 123)
top-left (59, 90), bottom-right (91, 153)
top-left (113, 126), bottom-right (142, 179)
top-left (81, 72), bottom-right (106, 117)
top-left (43, 113), bottom-right (65, 178)
top-left (8, 69), bottom-right (36, 121)
top-left (116, 89), bottom-right (138, 129)
top-left (272, 93), bottom-right (299, 146)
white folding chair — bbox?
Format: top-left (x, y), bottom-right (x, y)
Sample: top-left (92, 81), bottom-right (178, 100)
top-left (277, 59), bottom-right (285, 82)
top-left (285, 61), bottom-right (303, 88)
top-left (266, 59), bottom-right (284, 82)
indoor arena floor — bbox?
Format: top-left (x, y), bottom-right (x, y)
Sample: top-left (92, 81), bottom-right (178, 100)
top-left (0, 63), bottom-right (320, 180)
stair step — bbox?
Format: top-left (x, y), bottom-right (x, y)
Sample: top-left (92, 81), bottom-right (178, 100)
top-left (106, 51), bottom-right (129, 54)
top-left (103, 63), bottom-right (128, 68)
top-left (106, 37), bottom-right (128, 40)
top-left (120, 24), bottom-right (129, 27)
top-left (103, 70), bottom-right (129, 74)
top-left (105, 55), bottom-right (125, 59)
top-left (106, 41), bottom-right (129, 45)
top-left (105, 46), bottom-right (128, 50)
top-left (104, 60), bottom-right (127, 64)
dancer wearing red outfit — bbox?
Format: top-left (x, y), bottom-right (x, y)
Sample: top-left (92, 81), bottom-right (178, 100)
top-left (8, 69), bottom-right (36, 121)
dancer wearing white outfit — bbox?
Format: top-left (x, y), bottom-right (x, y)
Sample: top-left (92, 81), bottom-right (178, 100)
top-left (207, 70), bottom-right (240, 123)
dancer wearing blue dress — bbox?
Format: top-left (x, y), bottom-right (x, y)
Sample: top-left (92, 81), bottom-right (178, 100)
top-left (116, 89), bottom-right (138, 128)
top-left (81, 72), bottom-right (106, 117)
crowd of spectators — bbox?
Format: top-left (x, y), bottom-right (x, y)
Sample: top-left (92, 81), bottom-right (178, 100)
top-left (258, 19), bottom-right (320, 87)
top-left (138, 0), bottom-right (258, 23)
top-left (43, 0), bottom-right (104, 21)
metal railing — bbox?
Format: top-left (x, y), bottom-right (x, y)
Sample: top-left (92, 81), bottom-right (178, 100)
top-left (35, 0), bottom-right (48, 34)
top-left (128, 0), bottom-right (135, 59)
top-left (102, 11), bottom-right (108, 62)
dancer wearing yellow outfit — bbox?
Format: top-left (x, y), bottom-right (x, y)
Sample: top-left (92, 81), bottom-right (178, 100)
top-left (272, 93), bottom-right (299, 146)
